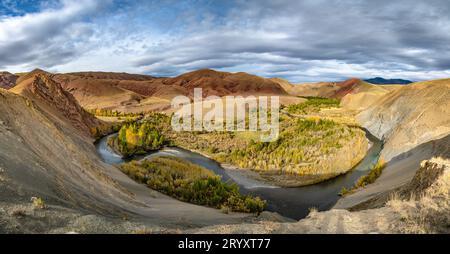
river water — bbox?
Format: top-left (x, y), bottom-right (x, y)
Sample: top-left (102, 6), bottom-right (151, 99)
top-left (95, 132), bottom-right (382, 220)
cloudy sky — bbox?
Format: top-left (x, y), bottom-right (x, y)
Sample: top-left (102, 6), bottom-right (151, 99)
top-left (1, 0), bottom-right (450, 82)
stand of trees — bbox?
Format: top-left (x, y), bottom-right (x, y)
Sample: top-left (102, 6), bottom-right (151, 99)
top-left (87, 108), bottom-right (144, 118)
top-left (287, 97), bottom-right (340, 114)
top-left (110, 113), bottom-right (170, 157)
top-left (121, 156), bottom-right (266, 213)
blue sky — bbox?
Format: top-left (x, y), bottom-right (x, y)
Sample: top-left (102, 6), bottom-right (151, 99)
top-left (1, 0), bottom-right (450, 82)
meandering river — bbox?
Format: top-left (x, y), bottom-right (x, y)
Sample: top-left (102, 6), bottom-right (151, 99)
top-left (95, 131), bottom-right (382, 220)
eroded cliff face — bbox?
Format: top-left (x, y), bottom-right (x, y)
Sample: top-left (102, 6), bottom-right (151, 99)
top-left (340, 82), bottom-right (390, 111)
top-left (10, 73), bottom-right (101, 138)
top-left (357, 79), bottom-right (450, 162)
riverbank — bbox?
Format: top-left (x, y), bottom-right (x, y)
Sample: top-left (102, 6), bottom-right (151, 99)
top-left (96, 131), bottom-right (382, 220)
top-left (173, 130), bottom-right (372, 188)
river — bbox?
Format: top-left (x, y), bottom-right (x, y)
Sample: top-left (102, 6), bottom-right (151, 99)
top-left (95, 131), bottom-right (382, 220)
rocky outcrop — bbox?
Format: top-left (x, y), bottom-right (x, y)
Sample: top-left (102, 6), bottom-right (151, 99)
top-left (11, 73), bottom-right (102, 137)
top-left (0, 72), bottom-right (17, 90)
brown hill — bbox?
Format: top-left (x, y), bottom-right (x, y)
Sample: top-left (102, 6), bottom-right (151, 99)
top-left (0, 71), bottom-right (18, 89)
top-left (0, 88), bottom-right (252, 233)
top-left (191, 157), bottom-right (450, 233)
top-left (271, 79), bottom-right (338, 98)
top-left (64, 71), bottom-right (155, 81)
top-left (357, 78), bottom-right (450, 161)
top-left (50, 69), bottom-right (291, 113)
top-left (271, 78), bottom-right (379, 99)
top-left (10, 73), bottom-right (101, 137)
top-left (110, 69), bottom-right (289, 99)
top-left (15, 68), bottom-right (48, 84)
top-left (332, 78), bottom-right (367, 98)
top-left (165, 69), bottom-right (288, 97)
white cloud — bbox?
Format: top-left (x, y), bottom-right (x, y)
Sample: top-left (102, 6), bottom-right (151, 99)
top-left (0, 0), bottom-right (111, 71)
top-left (1, 0), bottom-right (450, 82)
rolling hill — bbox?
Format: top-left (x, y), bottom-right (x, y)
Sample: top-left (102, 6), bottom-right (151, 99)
top-left (357, 78), bottom-right (450, 161)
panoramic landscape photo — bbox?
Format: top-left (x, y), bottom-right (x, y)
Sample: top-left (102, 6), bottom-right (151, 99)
top-left (0, 0), bottom-right (449, 235)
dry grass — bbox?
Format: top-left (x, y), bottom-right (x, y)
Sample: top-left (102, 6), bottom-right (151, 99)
top-left (387, 158), bottom-right (450, 233)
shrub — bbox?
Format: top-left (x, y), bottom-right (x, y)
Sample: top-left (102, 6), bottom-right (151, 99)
top-left (31, 197), bottom-right (46, 209)
top-left (354, 159), bottom-right (386, 188)
top-left (341, 159), bottom-right (386, 196)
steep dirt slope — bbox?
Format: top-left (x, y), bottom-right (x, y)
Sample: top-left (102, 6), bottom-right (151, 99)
top-left (357, 79), bottom-right (450, 161)
top-left (0, 89), bottom-right (254, 233)
top-left (0, 72), bottom-right (17, 89)
top-left (11, 73), bottom-right (101, 137)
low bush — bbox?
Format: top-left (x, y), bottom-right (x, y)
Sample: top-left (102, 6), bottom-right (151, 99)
top-left (340, 159), bottom-right (386, 196)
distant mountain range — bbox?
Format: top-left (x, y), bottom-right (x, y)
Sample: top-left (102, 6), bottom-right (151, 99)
top-left (364, 77), bottom-right (413, 85)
